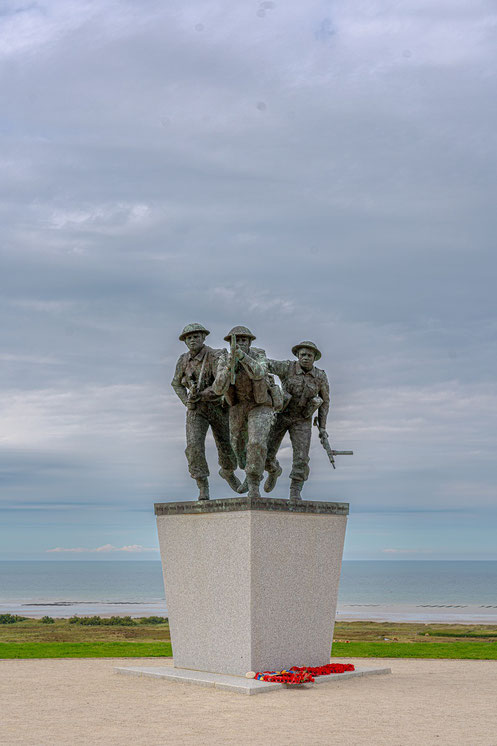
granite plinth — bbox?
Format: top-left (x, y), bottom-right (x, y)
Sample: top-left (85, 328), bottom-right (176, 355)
top-left (155, 497), bottom-right (348, 677)
top-left (115, 664), bottom-right (391, 695)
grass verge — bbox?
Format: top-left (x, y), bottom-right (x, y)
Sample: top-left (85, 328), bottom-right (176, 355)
top-left (332, 641), bottom-right (497, 660)
top-left (2, 640), bottom-right (497, 660)
top-left (1, 620), bottom-right (497, 660)
top-left (0, 641), bottom-right (172, 659)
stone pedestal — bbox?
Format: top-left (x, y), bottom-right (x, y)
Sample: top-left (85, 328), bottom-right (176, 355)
top-left (155, 497), bottom-right (348, 677)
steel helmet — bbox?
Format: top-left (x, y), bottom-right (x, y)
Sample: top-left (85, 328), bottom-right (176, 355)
top-left (291, 340), bottom-right (322, 361)
top-left (178, 323), bottom-right (210, 342)
top-left (223, 325), bottom-right (256, 342)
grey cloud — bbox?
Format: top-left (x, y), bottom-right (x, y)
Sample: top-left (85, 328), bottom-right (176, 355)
top-left (1, 0), bottom-right (496, 556)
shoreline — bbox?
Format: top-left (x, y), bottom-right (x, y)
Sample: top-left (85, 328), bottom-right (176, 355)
top-left (336, 603), bottom-right (497, 624)
top-left (3, 600), bottom-right (497, 624)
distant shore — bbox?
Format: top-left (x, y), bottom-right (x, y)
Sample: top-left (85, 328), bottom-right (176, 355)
top-left (3, 600), bottom-right (497, 624)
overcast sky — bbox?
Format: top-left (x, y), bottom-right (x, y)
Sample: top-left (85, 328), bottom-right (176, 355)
top-left (1, 0), bottom-right (496, 561)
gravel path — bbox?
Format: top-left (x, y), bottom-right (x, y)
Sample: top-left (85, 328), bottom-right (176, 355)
top-left (1, 657), bottom-right (496, 745)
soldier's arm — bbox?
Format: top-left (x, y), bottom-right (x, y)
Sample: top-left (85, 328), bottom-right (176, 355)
top-left (171, 356), bottom-right (189, 406)
top-left (267, 359), bottom-right (290, 380)
top-left (199, 349), bottom-right (223, 400)
top-left (239, 350), bottom-right (266, 380)
top-left (212, 350), bottom-right (230, 396)
top-left (317, 371), bottom-right (330, 430)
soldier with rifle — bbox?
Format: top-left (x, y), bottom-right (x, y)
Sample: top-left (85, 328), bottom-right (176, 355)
top-left (171, 323), bottom-right (239, 500)
top-left (265, 341), bottom-right (351, 501)
top-left (212, 326), bottom-right (278, 499)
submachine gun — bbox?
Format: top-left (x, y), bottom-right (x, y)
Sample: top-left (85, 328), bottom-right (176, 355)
top-left (313, 417), bottom-right (353, 469)
top-left (230, 333), bottom-right (237, 385)
top-left (186, 353), bottom-right (207, 410)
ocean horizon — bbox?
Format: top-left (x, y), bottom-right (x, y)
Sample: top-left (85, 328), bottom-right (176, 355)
top-left (1, 560), bottom-right (496, 624)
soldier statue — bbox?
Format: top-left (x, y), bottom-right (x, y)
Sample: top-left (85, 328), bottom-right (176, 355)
top-left (213, 326), bottom-right (279, 499)
top-left (171, 323), bottom-right (240, 500)
top-left (265, 341), bottom-right (330, 501)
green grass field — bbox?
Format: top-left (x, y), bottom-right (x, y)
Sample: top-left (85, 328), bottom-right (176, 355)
top-left (0, 641), bottom-right (173, 658)
top-left (1, 618), bottom-right (497, 660)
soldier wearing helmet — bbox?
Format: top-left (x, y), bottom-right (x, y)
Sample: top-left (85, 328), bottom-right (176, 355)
top-left (212, 326), bottom-right (276, 499)
top-left (264, 341), bottom-right (330, 501)
top-left (171, 323), bottom-right (239, 500)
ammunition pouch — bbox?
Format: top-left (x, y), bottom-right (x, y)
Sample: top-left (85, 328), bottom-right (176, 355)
top-left (253, 378), bottom-right (268, 405)
top-left (302, 395), bottom-right (323, 420)
top-left (268, 375), bottom-right (284, 412)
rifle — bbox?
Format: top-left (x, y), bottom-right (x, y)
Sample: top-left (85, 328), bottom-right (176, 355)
top-left (313, 417), bottom-right (353, 469)
top-left (187, 352), bottom-right (207, 410)
top-left (230, 333), bottom-right (237, 385)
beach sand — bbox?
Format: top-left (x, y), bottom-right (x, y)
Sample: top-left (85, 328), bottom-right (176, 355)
top-left (4, 601), bottom-right (497, 624)
top-left (1, 657), bottom-right (496, 745)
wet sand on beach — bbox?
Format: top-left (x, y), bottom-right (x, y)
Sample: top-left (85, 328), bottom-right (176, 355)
top-left (4, 601), bottom-right (497, 624)
top-left (1, 657), bottom-right (496, 746)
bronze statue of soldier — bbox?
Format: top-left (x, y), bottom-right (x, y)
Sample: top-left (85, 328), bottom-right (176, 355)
top-left (171, 323), bottom-right (240, 500)
top-left (265, 341), bottom-right (330, 501)
top-left (213, 326), bottom-right (277, 499)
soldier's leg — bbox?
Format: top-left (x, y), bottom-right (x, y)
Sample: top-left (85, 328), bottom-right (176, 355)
top-left (228, 404), bottom-right (248, 470)
top-left (265, 416), bottom-right (287, 473)
top-left (208, 405), bottom-right (240, 492)
top-left (263, 416), bottom-right (287, 493)
top-left (288, 418), bottom-right (312, 500)
top-left (228, 403), bottom-right (250, 493)
top-left (185, 409), bottom-right (210, 478)
top-left (185, 409), bottom-right (210, 499)
top-left (208, 405), bottom-right (238, 472)
top-left (246, 406), bottom-right (274, 497)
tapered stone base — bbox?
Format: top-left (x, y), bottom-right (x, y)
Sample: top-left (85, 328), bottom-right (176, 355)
top-left (155, 497), bottom-right (348, 677)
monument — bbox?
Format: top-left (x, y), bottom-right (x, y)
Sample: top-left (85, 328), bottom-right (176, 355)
top-left (117, 325), bottom-right (390, 694)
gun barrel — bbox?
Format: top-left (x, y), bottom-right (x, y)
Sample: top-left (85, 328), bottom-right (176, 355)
top-left (230, 334), bottom-right (236, 385)
top-left (331, 450), bottom-right (354, 455)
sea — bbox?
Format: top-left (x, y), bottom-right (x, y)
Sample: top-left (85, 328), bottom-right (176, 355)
top-left (1, 560), bottom-right (497, 624)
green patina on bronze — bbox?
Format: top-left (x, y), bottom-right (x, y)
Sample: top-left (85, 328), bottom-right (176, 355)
top-left (212, 326), bottom-right (277, 500)
top-left (171, 325), bottom-right (240, 501)
top-left (171, 324), bottom-right (353, 502)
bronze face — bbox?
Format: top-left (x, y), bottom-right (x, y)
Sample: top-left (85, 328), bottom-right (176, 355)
top-left (235, 335), bottom-right (251, 354)
top-left (184, 331), bottom-right (206, 355)
top-left (298, 347), bottom-right (316, 371)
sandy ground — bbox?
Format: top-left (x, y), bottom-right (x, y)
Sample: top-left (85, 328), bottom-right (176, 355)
top-left (1, 657), bottom-right (497, 746)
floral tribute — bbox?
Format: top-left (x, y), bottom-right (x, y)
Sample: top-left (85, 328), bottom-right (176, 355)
top-left (246, 663), bottom-right (355, 684)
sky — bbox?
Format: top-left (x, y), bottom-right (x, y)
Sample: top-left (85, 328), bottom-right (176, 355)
top-left (1, 0), bottom-right (496, 561)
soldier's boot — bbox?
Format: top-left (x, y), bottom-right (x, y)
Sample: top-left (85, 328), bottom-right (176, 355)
top-left (263, 465), bottom-right (282, 493)
top-left (196, 477), bottom-right (210, 501)
top-left (247, 476), bottom-right (261, 499)
top-left (219, 469), bottom-right (242, 493)
top-left (237, 477), bottom-right (248, 494)
top-left (289, 479), bottom-right (303, 502)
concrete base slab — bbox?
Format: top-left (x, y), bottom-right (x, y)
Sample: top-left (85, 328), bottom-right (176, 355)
top-left (115, 665), bottom-right (391, 695)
